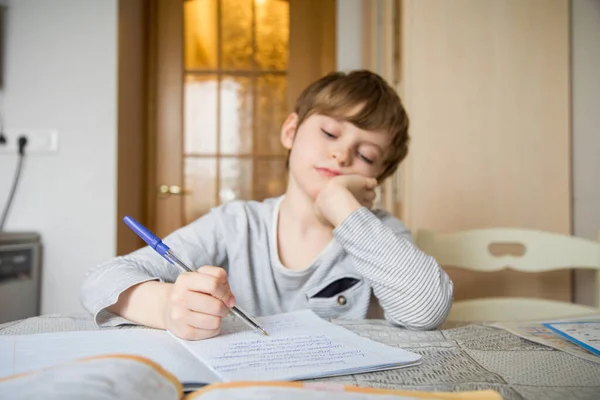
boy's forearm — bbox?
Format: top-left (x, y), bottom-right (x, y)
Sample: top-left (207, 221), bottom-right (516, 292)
top-left (333, 208), bottom-right (453, 330)
top-left (107, 281), bottom-right (172, 329)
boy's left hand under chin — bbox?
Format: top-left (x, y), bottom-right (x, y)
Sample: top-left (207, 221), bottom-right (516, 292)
top-left (314, 175), bottom-right (378, 227)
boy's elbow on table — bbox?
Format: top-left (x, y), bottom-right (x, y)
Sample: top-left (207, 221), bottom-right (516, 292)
top-left (387, 284), bottom-right (454, 331)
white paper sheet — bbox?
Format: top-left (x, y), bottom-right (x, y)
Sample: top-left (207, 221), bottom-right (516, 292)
top-left (176, 310), bottom-right (422, 381)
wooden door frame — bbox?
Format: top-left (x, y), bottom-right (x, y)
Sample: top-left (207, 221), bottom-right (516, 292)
top-left (116, 0), bottom-right (148, 255)
top-left (117, 0), bottom-right (184, 252)
top-left (145, 0), bottom-right (185, 239)
top-left (117, 0), bottom-right (182, 253)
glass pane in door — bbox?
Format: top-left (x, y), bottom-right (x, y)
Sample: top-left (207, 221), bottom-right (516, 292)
top-left (255, 74), bottom-right (288, 155)
top-left (219, 158), bottom-right (252, 204)
top-left (255, 0), bottom-right (289, 70)
top-left (221, 0), bottom-right (254, 70)
top-left (184, 158), bottom-right (218, 224)
top-left (184, 0), bottom-right (218, 69)
top-left (184, 74), bottom-right (218, 155)
top-left (253, 157), bottom-right (287, 200)
top-left (220, 76), bottom-right (254, 155)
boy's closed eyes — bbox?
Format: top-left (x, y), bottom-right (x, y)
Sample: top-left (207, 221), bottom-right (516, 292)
top-left (320, 127), bottom-right (379, 165)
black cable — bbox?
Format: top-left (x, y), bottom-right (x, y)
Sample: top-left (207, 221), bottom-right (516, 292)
top-left (0, 112), bottom-right (5, 144)
top-left (0, 136), bottom-right (28, 231)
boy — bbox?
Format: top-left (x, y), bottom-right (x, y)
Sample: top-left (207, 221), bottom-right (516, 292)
top-left (81, 70), bottom-right (453, 340)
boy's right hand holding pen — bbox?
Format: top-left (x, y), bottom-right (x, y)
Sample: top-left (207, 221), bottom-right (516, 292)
top-left (119, 215), bottom-right (268, 340)
top-left (164, 266), bottom-right (236, 340)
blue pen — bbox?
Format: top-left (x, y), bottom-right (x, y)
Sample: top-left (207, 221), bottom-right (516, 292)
top-left (123, 215), bottom-right (269, 336)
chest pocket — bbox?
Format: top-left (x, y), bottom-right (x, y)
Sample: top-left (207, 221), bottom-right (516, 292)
top-left (311, 277), bottom-right (360, 298)
top-left (305, 274), bottom-right (368, 319)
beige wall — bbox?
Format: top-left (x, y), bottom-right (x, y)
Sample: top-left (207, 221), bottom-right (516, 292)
top-left (399, 0), bottom-right (572, 301)
top-left (0, 0), bottom-right (118, 315)
top-left (572, 0), bottom-right (600, 306)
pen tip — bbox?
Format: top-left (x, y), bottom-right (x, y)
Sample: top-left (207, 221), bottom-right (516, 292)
top-left (261, 329), bottom-right (269, 336)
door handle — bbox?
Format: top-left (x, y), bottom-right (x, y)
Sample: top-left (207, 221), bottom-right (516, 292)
top-left (157, 184), bottom-right (188, 197)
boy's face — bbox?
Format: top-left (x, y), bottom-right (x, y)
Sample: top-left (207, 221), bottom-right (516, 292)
top-left (280, 112), bottom-right (391, 200)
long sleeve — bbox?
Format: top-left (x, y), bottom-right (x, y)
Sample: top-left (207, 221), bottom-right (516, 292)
top-left (80, 209), bottom-right (228, 327)
top-left (333, 207), bottom-right (453, 330)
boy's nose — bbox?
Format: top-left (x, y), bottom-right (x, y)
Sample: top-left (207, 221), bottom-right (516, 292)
top-left (331, 148), bottom-right (351, 166)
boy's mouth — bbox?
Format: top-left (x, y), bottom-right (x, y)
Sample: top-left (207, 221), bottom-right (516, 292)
top-left (315, 167), bottom-right (342, 178)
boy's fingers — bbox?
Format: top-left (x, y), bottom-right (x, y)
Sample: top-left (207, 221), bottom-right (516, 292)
top-left (185, 291), bottom-right (231, 317)
top-left (366, 178), bottom-right (378, 189)
top-left (221, 283), bottom-right (237, 308)
top-left (182, 273), bottom-right (230, 300)
top-left (186, 310), bottom-right (222, 331)
top-left (191, 267), bottom-right (236, 307)
top-left (177, 324), bottom-right (220, 341)
top-left (345, 175), bottom-right (377, 190)
top-left (196, 266), bottom-right (228, 282)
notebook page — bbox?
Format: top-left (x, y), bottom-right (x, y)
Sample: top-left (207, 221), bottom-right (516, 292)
top-left (176, 310), bottom-right (421, 381)
top-left (0, 329), bottom-right (221, 384)
top-left (0, 337), bottom-right (14, 377)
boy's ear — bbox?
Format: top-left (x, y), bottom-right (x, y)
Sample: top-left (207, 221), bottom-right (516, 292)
top-left (280, 113), bottom-right (298, 150)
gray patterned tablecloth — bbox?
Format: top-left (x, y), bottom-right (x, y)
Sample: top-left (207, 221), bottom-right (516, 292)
top-left (1, 315), bottom-right (599, 400)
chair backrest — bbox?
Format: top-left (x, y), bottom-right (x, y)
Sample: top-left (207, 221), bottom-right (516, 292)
top-left (415, 228), bottom-right (600, 307)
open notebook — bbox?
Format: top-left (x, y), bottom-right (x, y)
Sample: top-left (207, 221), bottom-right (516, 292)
top-left (0, 310), bottom-right (421, 385)
top-left (0, 353), bottom-right (502, 400)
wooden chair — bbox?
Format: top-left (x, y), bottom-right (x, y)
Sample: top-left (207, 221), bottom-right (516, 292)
top-left (415, 228), bottom-right (600, 322)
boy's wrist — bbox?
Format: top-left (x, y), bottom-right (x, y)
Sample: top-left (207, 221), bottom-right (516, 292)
top-left (320, 186), bottom-right (363, 227)
top-left (315, 175), bottom-right (377, 227)
top-left (111, 280), bottom-right (172, 330)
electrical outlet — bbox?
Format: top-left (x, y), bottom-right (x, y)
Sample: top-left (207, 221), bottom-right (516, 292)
top-left (0, 129), bottom-right (59, 154)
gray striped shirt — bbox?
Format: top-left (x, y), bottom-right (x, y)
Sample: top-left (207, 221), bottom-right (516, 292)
top-left (80, 196), bottom-right (453, 330)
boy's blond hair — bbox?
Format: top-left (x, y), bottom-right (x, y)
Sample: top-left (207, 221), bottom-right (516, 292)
top-left (291, 70), bottom-right (410, 182)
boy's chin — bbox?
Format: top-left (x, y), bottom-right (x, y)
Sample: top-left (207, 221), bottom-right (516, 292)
top-left (303, 182), bottom-right (326, 202)
top-left (288, 168), bottom-right (328, 202)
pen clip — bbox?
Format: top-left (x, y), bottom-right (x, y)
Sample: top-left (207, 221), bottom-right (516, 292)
top-left (123, 216), bottom-right (170, 257)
